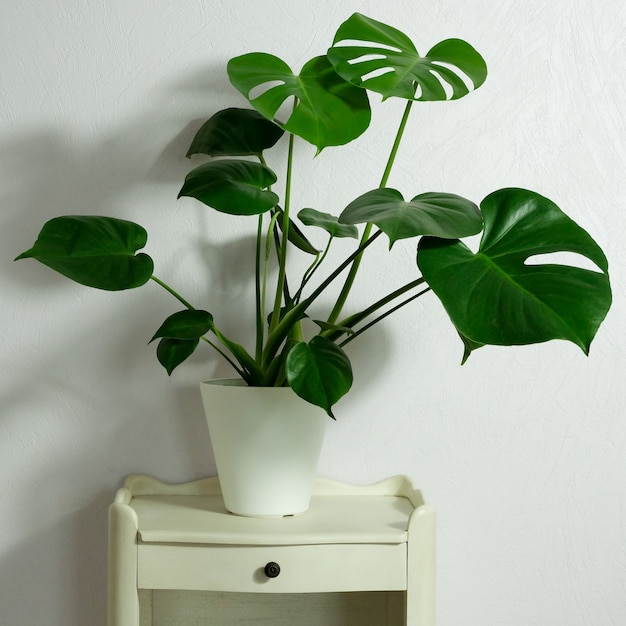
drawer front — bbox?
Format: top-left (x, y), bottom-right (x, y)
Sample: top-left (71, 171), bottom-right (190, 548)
top-left (138, 543), bottom-right (407, 593)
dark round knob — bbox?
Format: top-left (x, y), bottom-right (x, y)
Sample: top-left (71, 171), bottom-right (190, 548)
top-left (264, 561), bottom-right (280, 578)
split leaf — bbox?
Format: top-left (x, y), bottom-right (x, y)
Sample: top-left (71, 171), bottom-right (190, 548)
top-left (418, 188), bottom-right (612, 356)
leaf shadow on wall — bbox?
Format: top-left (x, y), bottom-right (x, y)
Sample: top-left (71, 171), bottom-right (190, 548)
top-left (1, 67), bottom-right (243, 625)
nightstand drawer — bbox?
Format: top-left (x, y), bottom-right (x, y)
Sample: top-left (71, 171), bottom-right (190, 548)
top-left (138, 542), bottom-right (407, 593)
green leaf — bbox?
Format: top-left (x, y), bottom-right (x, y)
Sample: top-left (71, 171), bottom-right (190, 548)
top-left (298, 208), bottom-right (359, 239)
top-left (286, 336), bottom-right (353, 418)
top-left (328, 13), bottom-right (487, 101)
top-left (339, 188), bottom-right (482, 247)
top-left (210, 327), bottom-right (263, 382)
top-left (274, 207), bottom-right (319, 254)
top-left (156, 337), bottom-right (200, 375)
top-left (150, 309), bottom-right (214, 342)
top-left (178, 159), bottom-right (279, 215)
top-left (458, 332), bottom-right (485, 364)
top-left (15, 216), bottom-right (154, 290)
top-left (417, 188), bottom-right (612, 356)
top-left (227, 53), bottom-right (371, 151)
top-left (186, 107), bottom-right (284, 158)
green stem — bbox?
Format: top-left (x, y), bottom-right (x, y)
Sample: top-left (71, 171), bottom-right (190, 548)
top-left (294, 236), bottom-right (333, 302)
top-left (199, 336), bottom-right (246, 379)
top-left (254, 213), bottom-right (264, 361)
top-left (326, 97), bottom-right (415, 325)
top-left (150, 276), bottom-right (256, 381)
top-left (261, 230), bottom-right (382, 366)
top-left (150, 275), bottom-right (195, 310)
top-left (340, 286), bottom-right (431, 348)
top-left (254, 153), bottom-right (270, 361)
top-left (270, 132), bottom-right (295, 334)
top-left (324, 277), bottom-right (426, 341)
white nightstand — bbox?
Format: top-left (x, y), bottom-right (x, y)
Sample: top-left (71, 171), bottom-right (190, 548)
top-left (108, 474), bottom-right (435, 625)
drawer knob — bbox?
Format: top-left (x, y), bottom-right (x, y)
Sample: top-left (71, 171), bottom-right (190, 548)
top-left (264, 561), bottom-right (281, 578)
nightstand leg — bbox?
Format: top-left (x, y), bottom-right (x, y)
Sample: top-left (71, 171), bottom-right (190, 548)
top-left (406, 505), bottom-right (436, 625)
top-left (108, 501), bottom-right (140, 626)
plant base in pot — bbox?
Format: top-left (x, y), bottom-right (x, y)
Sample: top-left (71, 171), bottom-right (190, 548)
top-left (200, 379), bottom-right (327, 517)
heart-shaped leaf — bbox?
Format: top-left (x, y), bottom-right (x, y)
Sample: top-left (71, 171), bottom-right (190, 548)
top-left (178, 159), bottom-right (279, 215)
top-left (286, 336), bottom-right (353, 418)
top-left (186, 107), bottom-right (284, 158)
top-left (156, 338), bottom-right (200, 375)
top-left (227, 53), bottom-right (371, 151)
top-left (417, 188), bottom-right (612, 355)
top-left (15, 216), bottom-right (154, 290)
top-left (328, 13), bottom-right (487, 101)
top-left (339, 188), bottom-right (482, 246)
top-left (150, 309), bottom-right (214, 342)
top-left (298, 208), bottom-right (359, 239)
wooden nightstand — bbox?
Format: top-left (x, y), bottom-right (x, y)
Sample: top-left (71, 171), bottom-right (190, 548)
top-left (108, 474), bottom-right (435, 625)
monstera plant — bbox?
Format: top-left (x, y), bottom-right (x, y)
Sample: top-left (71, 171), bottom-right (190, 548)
top-left (16, 13), bottom-right (611, 417)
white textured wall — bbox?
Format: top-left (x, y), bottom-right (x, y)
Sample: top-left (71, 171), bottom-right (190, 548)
top-left (1, 0), bottom-right (625, 624)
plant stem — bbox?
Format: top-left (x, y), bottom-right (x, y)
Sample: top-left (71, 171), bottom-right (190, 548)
top-left (254, 213), bottom-right (264, 360)
top-left (199, 336), bottom-right (246, 378)
top-left (326, 97), bottom-right (415, 325)
top-left (270, 132), bottom-right (295, 334)
top-left (261, 230), bottom-right (382, 366)
top-left (324, 277), bottom-right (426, 340)
top-left (150, 275), bottom-right (195, 310)
top-left (254, 153), bottom-right (271, 361)
top-left (294, 237), bottom-right (332, 302)
top-left (151, 275), bottom-right (254, 380)
top-left (339, 286), bottom-right (431, 348)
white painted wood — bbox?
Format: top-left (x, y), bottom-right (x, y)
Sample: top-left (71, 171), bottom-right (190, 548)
top-left (108, 475), bottom-right (435, 626)
top-left (107, 501), bottom-right (140, 626)
top-left (407, 505), bottom-right (437, 626)
top-left (138, 542), bottom-right (407, 592)
top-left (131, 493), bottom-right (414, 545)
top-left (150, 590), bottom-right (405, 626)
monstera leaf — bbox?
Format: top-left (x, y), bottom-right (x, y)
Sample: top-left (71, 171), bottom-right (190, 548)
top-left (298, 208), bottom-right (359, 239)
top-left (156, 338), bottom-right (200, 375)
top-left (186, 107), bottom-right (284, 158)
top-left (151, 309), bottom-right (214, 342)
top-left (178, 159), bottom-right (279, 215)
top-left (227, 53), bottom-right (371, 151)
top-left (328, 12), bottom-right (487, 101)
top-left (339, 188), bottom-right (482, 246)
top-left (417, 188), bottom-right (612, 356)
top-left (15, 216), bottom-right (154, 290)
top-left (286, 336), bottom-right (353, 418)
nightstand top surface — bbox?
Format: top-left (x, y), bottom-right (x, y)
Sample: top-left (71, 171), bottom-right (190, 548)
top-left (131, 493), bottom-right (414, 545)
top-left (115, 474), bottom-right (425, 546)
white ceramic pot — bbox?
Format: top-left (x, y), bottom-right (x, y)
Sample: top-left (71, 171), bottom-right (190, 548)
top-left (200, 379), bottom-right (328, 517)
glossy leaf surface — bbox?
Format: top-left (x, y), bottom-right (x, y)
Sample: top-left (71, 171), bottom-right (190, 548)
top-left (156, 338), bottom-right (199, 375)
top-left (151, 309), bottom-right (214, 342)
top-left (274, 207), bottom-right (319, 254)
top-left (186, 107), bottom-right (284, 158)
top-left (418, 188), bottom-right (612, 355)
top-left (15, 216), bottom-right (153, 290)
top-left (329, 13), bottom-right (487, 101)
top-left (298, 208), bottom-right (359, 239)
top-left (286, 336), bottom-right (353, 418)
top-left (340, 188), bottom-right (482, 246)
top-left (178, 159), bottom-right (279, 215)
top-left (227, 53), bottom-right (371, 151)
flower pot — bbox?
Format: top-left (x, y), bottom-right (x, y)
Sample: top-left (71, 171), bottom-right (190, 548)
top-left (200, 379), bottom-right (327, 517)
